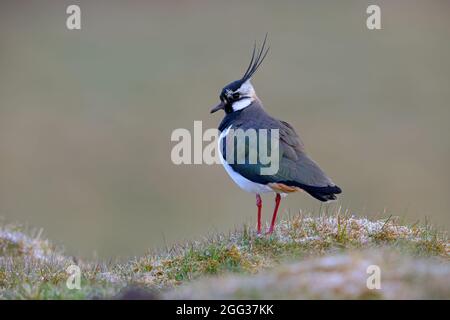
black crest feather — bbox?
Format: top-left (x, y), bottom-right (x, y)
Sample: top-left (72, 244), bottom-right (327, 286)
top-left (241, 33), bottom-right (270, 82)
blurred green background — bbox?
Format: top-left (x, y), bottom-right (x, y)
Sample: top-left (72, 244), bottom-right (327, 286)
top-left (1, 0), bottom-right (449, 258)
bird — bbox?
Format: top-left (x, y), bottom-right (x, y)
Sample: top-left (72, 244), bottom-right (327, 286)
top-left (210, 35), bottom-right (342, 235)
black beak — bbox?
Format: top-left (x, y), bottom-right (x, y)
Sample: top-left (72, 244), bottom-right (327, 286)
top-left (210, 101), bottom-right (225, 114)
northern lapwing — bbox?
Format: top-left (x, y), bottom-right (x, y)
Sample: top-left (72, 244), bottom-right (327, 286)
top-left (210, 36), bottom-right (342, 234)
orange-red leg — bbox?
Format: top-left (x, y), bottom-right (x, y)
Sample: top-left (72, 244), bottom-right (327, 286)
top-left (256, 194), bottom-right (262, 234)
top-left (267, 193), bottom-right (281, 234)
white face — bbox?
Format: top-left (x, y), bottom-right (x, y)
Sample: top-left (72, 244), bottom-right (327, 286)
top-left (231, 80), bottom-right (256, 112)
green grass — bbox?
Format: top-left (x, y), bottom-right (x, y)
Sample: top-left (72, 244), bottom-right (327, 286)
top-left (0, 211), bottom-right (448, 299)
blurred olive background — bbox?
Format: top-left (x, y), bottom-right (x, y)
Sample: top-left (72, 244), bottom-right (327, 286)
top-left (1, 0), bottom-right (449, 258)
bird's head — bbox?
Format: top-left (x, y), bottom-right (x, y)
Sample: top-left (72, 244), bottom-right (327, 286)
top-left (210, 35), bottom-right (269, 114)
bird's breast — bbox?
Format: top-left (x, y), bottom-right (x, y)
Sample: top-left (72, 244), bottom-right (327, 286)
top-left (218, 126), bottom-right (272, 194)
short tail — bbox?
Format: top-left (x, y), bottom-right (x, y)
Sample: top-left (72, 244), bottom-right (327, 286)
top-left (303, 185), bottom-right (342, 202)
top-left (278, 180), bottom-right (342, 202)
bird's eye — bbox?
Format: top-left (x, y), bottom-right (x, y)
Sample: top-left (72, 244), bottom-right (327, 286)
top-left (233, 92), bottom-right (240, 99)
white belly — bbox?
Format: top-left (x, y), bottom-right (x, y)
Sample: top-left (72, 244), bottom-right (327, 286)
top-left (218, 126), bottom-right (273, 194)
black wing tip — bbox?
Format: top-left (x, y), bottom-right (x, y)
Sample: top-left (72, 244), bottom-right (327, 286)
top-left (333, 185), bottom-right (343, 194)
top-left (277, 181), bottom-right (342, 202)
top-left (308, 187), bottom-right (341, 202)
top-left (316, 193), bottom-right (337, 202)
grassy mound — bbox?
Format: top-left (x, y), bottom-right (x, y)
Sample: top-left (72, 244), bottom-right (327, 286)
top-left (166, 249), bottom-right (450, 299)
top-left (0, 212), bottom-right (448, 299)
